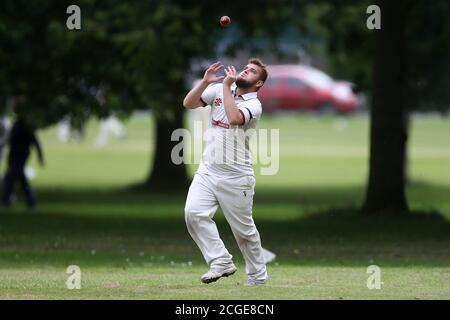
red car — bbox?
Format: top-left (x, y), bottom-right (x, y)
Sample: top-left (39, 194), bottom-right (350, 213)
top-left (258, 65), bottom-right (361, 113)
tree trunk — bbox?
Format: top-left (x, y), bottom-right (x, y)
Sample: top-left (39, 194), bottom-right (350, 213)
top-left (143, 108), bottom-right (190, 192)
top-left (403, 110), bottom-right (411, 185)
top-left (362, 0), bottom-right (409, 214)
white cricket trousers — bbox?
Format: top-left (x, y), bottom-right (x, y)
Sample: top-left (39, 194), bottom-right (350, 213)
top-left (185, 172), bottom-right (267, 281)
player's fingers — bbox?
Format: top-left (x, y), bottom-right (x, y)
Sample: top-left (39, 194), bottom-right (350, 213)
top-left (210, 61), bottom-right (221, 68)
top-left (217, 76), bottom-right (225, 80)
top-left (214, 64), bottom-right (224, 72)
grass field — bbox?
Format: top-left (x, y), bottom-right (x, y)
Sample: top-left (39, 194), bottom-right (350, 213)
top-left (0, 112), bottom-right (449, 299)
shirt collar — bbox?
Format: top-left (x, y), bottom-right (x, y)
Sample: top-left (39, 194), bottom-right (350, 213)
top-left (240, 92), bottom-right (258, 100)
top-left (231, 84), bottom-right (258, 101)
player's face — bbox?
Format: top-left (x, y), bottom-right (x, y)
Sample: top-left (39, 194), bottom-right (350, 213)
top-left (236, 64), bottom-right (264, 89)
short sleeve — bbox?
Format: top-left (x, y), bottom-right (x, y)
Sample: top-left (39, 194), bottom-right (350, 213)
top-left (200, 83), bottom-right (221, 107)
top-left (238, 102), bottom-right (262, 124)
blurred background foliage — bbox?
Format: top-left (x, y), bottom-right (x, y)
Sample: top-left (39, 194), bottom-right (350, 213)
top-left (0, 0), bottom-right (449, 210)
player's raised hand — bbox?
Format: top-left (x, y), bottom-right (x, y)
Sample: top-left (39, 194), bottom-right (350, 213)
top-left (203, 62), bottom-right (225, 84)
top-left (223, 66), bottom-right (237, 87)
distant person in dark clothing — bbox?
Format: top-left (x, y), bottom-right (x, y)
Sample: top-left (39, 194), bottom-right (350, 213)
top-left (1, 118), bottom-right (44, 208)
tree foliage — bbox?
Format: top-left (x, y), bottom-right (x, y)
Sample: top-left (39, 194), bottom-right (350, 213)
top-left (1, 1), bottom-right (448, 193)
top-left (0, 0), bottom-right (314, 128)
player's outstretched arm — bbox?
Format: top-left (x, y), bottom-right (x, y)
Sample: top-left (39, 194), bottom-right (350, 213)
top-left (183, 62), bottom-right (225, 109)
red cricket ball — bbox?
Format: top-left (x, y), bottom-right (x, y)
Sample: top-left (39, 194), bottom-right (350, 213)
top-left (220, 16), bottom-right (231, 27)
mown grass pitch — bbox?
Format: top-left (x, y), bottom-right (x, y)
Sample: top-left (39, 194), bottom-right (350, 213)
top-left (0, 113), bottom-right (449, 299)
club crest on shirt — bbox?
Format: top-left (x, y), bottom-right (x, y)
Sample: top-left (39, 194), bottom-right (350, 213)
top-left (214, 97), bottom-right (222, 107)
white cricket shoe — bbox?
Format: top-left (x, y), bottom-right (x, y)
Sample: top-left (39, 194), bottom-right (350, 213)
top-left (201, 264), bottom-right (237, 284)
top-left (247, 276), bottom-right (268, 286)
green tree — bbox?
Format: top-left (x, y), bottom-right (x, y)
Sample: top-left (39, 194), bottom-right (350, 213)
top-left (5, 0), bottom-right (446, 207)
top-left (314, 0), bottom-right (450, 214)
top-left (362, 0), bottom-right (450, 214)
top-left (362, 0), bottom-right (409, 213)
top-left (0, 0), bottom-right (312, 191)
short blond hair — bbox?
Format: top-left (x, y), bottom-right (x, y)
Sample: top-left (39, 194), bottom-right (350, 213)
top-left (248, 58), bottom-right (268, 83)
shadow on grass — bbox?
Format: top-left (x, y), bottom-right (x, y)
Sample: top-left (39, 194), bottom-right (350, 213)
top-left (0, 184), bottom-right (449, 268)
top-left (32, 183), bottom-right (368, 205)
top-left (31, 182), bottom-right (450, 206)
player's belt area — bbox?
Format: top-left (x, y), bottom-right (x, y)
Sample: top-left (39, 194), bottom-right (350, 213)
top-left (212, 119), bottom-right (230, 129)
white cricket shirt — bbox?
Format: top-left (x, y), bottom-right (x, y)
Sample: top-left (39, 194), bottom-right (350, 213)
top-left (197, 83), bottom-right (262, 177)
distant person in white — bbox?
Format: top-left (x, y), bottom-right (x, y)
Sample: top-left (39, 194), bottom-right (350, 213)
top-left (183, 58), bottom-right (269, 285)
top-left (57, 117), bottom-right (82, 143)
top-left (95, 115), bottom-right (127, 147)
